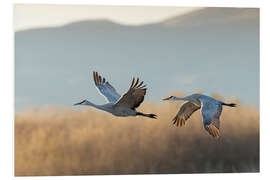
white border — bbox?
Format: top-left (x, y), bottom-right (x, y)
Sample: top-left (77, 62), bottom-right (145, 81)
top-left (1, 0), bottom-right (269, 180)
top-left (12, 0), bottom-right (262, 7)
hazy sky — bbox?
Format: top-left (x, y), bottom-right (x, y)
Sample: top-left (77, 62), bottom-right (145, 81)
top-left (14, 4), bottom-right (201, 31)
top-left (14, 6), bottom-right (259, 112)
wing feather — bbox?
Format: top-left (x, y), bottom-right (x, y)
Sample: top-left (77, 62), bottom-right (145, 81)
top-left (172, 101), bottom-right (200, 127)
top-left (115, 77), bottom-right (147, 109)
top-left (202, 102), bottom-right (222, 138)
top-left (93, 71), bottom-right (121, 103)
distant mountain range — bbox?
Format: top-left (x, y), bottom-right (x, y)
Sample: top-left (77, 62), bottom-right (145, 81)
top-left (15, 7), bottom-right (259, 112)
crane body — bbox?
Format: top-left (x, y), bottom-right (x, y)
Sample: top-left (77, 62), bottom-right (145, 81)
top-left (163, 93), bottom-right (236, 138)
top-left (74, 71), bottom-right (156, 119)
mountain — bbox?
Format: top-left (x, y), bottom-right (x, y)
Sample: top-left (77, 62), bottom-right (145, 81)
top-left (15, 7), bottom-right (259, 112)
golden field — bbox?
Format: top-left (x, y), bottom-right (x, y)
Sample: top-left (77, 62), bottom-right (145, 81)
top-left (15, 93), bottom-right (259, 176)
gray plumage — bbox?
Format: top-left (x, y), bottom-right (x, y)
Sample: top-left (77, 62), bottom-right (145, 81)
top-left (74, 71), bottom-right (156, 119)
top-left (163, 93), bottom-right (236, 138)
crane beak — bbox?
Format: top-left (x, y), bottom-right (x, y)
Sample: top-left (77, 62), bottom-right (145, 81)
top-left (162, 96), bottom-right (173, 101)
top-left (73, 100), bottom-right (86, 106)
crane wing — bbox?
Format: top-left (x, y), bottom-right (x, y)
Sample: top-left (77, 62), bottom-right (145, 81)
top-left (93, 71), bottom-right (121, 103)
top-left (114, 77), bottom-right (146, 109)
top-left (172, 101), bottom-right (201, 127)
top-left (201, 102), bottom-right (222, 138)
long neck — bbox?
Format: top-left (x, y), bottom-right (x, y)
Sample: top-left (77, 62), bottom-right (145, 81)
top-left (173, 96), bottom-right (189, 101)
top-left (84, 100), bottom-right (105, 111)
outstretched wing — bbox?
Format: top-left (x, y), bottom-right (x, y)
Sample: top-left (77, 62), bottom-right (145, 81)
top-left (201, 102), bottom-right (222, 138)
top-left (114, 78), bottom-right (146, 109)
top-left (93, 71), bottom-right (121, 103)
top-left (172, 101), bottom-right (201, 127)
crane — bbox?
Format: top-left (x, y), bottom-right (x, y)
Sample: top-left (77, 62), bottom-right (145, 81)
top-left (74, 71), bottom-right (157, 119)
top-left (163, 94), bottom-right (236, 138)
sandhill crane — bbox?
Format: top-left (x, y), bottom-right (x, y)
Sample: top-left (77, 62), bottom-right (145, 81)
top-left (162, 94), bottom-right (236, 138)
top-left (74, 71), bottom-right (157, 119)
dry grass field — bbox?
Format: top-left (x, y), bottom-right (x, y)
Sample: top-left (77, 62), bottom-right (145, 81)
top-left (15, 93), bottom-right (259, 176)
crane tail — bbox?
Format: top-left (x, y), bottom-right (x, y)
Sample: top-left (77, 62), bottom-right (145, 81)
top-left (222, 102), bottom-right (236, 107)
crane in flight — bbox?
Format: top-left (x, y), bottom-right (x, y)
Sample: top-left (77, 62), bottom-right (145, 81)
top-left (163, 94), bottom-right (236, 138)
top-left (74, 71), bottom-right (157, 119)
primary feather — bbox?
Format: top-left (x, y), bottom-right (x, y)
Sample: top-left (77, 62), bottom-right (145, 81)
top-left (172, 101), bottom-right (201, 127)
top-left (93, 71), bottom-right (121, 103)
top-left (115, 77), bottom-right (147, 110)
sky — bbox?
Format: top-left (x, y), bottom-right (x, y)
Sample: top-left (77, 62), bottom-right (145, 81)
top-left (14, 4), bottom-right (201, 31)
top-left (14, 5), bottom-right (259, 112)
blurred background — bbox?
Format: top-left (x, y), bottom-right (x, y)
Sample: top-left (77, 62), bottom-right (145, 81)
top-left (14, 5), bottom-right (259, 176)
top-left (15, 93), bottom-right (259, 175)
top-left (14, 5), bottom-right (259, 112)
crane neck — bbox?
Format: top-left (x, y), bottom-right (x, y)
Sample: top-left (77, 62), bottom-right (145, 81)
top-left (84, 100), bottom-right (105, 110)
top-left (173, 97), bottom-right (187, 101)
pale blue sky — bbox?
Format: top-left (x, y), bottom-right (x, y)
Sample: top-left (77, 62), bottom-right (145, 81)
top-left (15, 6), bottom-right (259, 112)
